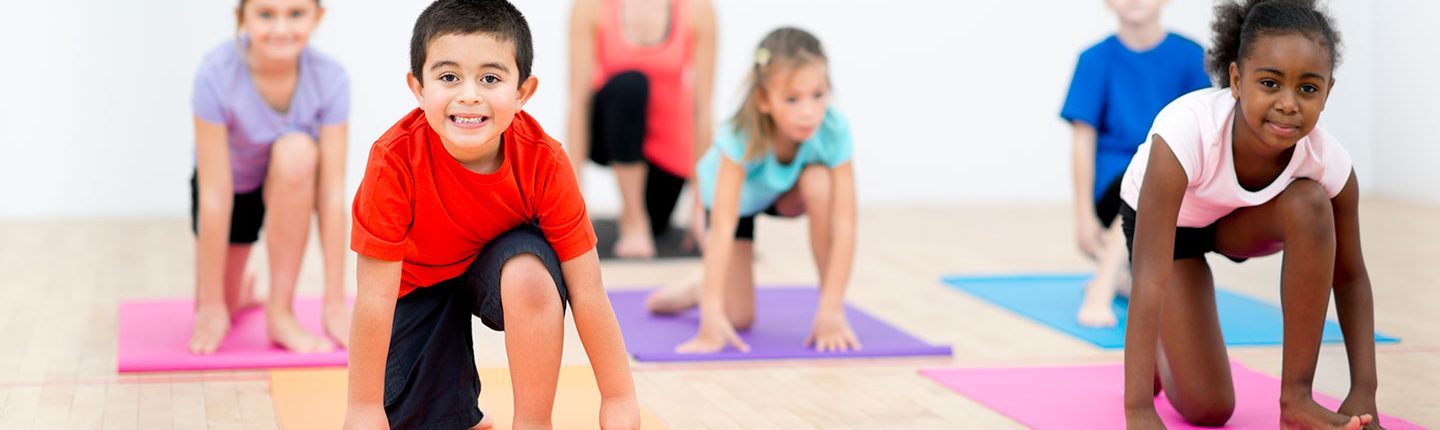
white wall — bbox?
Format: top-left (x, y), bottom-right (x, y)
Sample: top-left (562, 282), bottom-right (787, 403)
top-left (1372, 1), bottom-right (1440, 206)
top-left (0, 1), bottom-right (1404, 220)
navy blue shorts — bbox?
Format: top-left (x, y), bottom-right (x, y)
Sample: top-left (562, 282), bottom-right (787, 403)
top-left (383, 224), bottom-right (569, 430)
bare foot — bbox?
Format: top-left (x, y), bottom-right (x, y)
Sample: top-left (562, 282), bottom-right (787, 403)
top-left (613, 217), bottom-right (656, 259)
top-left (189, 304), bottom-right (231, 355)
top-left (645, 272), bottom-right (701, 315)
top-left (267, 307), bottom-right (334, 354)
top-left (1077, 280), bottom-right (1118, 328)
top-left (1281, 397), bottom-right (1371, 430)
top-left (323, 300), bottom-right (352, 349)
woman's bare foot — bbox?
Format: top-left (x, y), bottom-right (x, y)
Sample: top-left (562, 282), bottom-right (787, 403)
top-left (323, 300), bottom-right (352, 349)
top-left (645, 272), bottom-right (701, 315)
top-left (1281, 396), bottom-right (1371, 430)
top-left (614, 217), bottom-right (656, 259)
top-left (267, 307), bottom-right (334, 354)
top-left (189, 304), bottom-right (232, 355)
top-left (1077, 280), bottom-right (1118, 328)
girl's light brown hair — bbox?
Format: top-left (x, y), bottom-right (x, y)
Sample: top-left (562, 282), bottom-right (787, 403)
top-left (731, 27), bottom-right (828, 161)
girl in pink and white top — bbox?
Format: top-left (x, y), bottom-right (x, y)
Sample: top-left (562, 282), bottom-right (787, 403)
top-left (1120, 0), bottom-right (1382, 428)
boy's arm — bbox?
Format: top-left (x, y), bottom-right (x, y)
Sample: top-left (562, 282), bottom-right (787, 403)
top-left (1124, 137), bottom-right (1186, 427)
top-left (561, 250), bottom-right (640, 429)
top-left (1071, 121), bottom-right (1103, 258)
top-left (344, 254), bottom-right (401, 429)
top-left (1329, 170), bottom-right (1380, 411)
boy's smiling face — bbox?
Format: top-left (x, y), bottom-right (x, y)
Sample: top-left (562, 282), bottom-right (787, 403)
top-left (407, 32), bottom-right (537, 172)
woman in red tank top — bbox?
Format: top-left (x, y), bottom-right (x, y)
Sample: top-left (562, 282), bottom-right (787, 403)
top-left (567, 0), bottom-right (716, 259)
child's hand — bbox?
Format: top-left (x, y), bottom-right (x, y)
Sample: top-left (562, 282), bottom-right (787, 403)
top-left (805, 311), bottom-right (861, 352)
top-left (1076, 213), bottom-right (1105, 260)
top-left (1124, 407), bottom-right (1166, 430)
top-left (189, 303), bottom-right (231, 355)
top-left (675, 314), bottom-right (749, 354)
top-left (599, 394), bottom-right (641, 430)
top-left (342, 404), bottom-right (390, 430)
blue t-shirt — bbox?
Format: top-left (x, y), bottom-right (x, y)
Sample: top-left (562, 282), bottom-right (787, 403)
top-left (1060, 32), bottom-right (1210, 200)
top-left (697, 108), bottom-right (853, 216)
top-left (192, 38), bottom-right (350, 193)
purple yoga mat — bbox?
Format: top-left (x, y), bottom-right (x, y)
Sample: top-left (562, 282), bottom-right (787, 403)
top-left (608, 287), bottom-right (951, 362)
top-left (117, 297), bottom-right (347, 372)
top-left (920, 363), bottom-right (1425, 430)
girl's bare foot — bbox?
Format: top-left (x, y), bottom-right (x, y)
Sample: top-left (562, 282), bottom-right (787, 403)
top-left (645, 271), bottom-right (701, 315)
top-left (267, 307), bottom-right (334, 354)
top-left (323, 300), bottom-right (352, 349)
top-left (1281, 396), bottom-right (1371, 430)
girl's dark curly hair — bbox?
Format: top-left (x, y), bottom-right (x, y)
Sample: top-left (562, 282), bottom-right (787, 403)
top-left (1207, 0), bottom-right (1342, 88)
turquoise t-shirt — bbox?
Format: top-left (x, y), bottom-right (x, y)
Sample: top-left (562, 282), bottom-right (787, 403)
top-left (697, 108), bottom-right (853, 216)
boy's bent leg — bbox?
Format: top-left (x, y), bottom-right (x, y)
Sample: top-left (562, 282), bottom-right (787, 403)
top-left (468, 226), bottom-right (569, 428)
top-left (383, 279), bottom-right (485, 430)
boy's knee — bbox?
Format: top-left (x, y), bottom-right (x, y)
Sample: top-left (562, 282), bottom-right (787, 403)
top-left (269, 133), bottom-right (319, 184)
top-left (499, 253), bottom-right (561, 313)
top-left (1175, 397), bottom-right (1235, 427)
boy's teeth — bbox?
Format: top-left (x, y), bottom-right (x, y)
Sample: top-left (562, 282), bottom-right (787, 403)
top-left (453, 116), bottom-right (483, 125)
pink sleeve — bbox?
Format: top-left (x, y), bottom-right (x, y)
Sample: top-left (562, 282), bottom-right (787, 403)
top-left (1310, 125), bottom-right (1354, 197)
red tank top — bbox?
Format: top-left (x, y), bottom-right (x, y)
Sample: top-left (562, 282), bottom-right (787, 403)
top-left (592, 0), bottom-right (696, 177)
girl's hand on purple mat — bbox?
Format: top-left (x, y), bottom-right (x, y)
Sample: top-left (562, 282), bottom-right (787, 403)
top-left (675, 314), bottom-right (750, 354)
top-left (806, 311), bottom-right (861, 353)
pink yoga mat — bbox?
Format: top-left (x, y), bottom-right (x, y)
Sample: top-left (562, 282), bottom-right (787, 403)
top-left (920, 363), bottom-right (1424, 430)
top-left (117, 297), bottom-right (347, 372)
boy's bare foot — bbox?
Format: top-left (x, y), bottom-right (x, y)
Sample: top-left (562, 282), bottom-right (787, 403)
top-left (323, 300), bottom-right (352, 349)
top-left (1281, 397), bottom-right (1371, 430)
top-left (1077, 280), bottom-right (1118, 328)
top-left (189, 304), bottom-right (232, 355)
top-left (267, 307), bottom-right (334, 354)
top-left (613, 217), bottom-right (656, 259)
top-left (645, 272), bottom-right (701, 315)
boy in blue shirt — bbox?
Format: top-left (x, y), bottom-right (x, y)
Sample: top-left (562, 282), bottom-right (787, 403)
top-left (1060, 0), bottom-right (1211, 327)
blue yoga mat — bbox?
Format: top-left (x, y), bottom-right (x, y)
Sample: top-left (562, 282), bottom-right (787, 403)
top-left (941, 273), bottom-right (1399, 349)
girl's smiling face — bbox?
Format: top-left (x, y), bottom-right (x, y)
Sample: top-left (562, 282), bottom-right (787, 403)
top-left (1229, 32), bottom-right (1335, 154)
top-left (238, 0), bottom-right (323, 62)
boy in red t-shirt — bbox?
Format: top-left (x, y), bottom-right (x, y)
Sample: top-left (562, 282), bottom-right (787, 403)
top-left (342, 1), bottom-right (639, 429)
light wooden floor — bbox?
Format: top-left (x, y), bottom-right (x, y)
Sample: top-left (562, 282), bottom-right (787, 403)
top-left (1, 201), bottom-right (1436, 429)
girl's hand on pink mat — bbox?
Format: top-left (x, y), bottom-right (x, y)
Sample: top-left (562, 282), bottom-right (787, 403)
top-left (806, 311), bottom-right (861, 353)
top-left (675, 315), bottom-right (749, 354)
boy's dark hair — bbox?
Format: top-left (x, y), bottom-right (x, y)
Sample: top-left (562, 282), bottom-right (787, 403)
top-left (409, 0), bottom-right (534, 87)
top-left (1208, 0), bottom-right (1342, 88)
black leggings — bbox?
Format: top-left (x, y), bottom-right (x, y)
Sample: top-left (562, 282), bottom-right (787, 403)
top-left (589, 71), bottom-right (687, 237)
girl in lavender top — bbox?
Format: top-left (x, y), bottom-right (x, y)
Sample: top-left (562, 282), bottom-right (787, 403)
top-left (189, 0), bottom-right (350, 355)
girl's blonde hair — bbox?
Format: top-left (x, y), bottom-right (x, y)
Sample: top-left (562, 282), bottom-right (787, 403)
top-left (731, 27), bottom-right (828, 161)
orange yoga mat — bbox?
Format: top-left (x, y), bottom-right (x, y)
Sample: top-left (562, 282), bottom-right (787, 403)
top-left (270, 367), bottom-right (667, 429)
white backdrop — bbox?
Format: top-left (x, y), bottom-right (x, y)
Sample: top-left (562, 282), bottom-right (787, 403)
top-left (0, 0), bottom-right (1427, 220)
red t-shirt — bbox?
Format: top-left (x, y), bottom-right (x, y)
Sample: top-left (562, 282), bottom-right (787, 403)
top-left (351, 108), bottom-right (597, 298)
